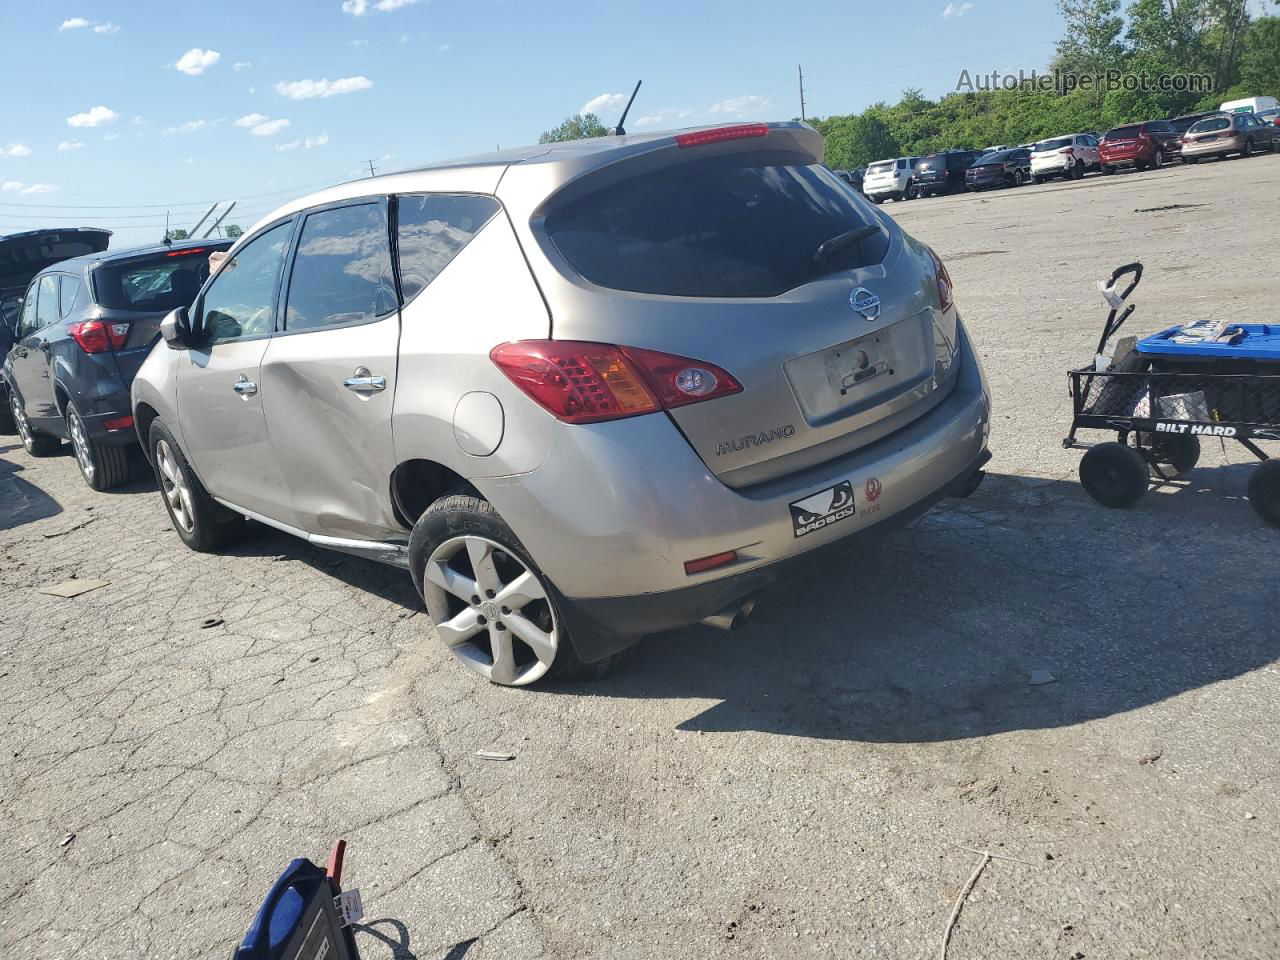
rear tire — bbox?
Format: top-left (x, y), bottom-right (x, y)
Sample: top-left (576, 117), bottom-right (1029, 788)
top-left (9, 390), bottom-right (60, 456)
top-left (1032, 174), bottom-right (1045, 184)
top-left (871, 196), bottom-right (883, 205)
top-left (1102, 164), bottom-right (1115, 175)
top-left (1080, 442), bottom-right (1149, 508)
top-left (0, 388), bottom-right (13, 434)
top-left (1183, 155), bottom-right (1198, 165)
top-left (1152, 149), bottom-right (1164, 169)
top-left (1241, 139), bottom-right (1254, 158)
top-left (1072, 160), bottom-right (1085, 179)
top-left (148, 420), bottom-right (245, 552)
top-left (1248, 460), bottom-right (1280, 526)
top-left (67, 402), bottom-right (131, 491)
top-left (1013, 170), bottom-right (1024, 187)
top-left (1141, 432), bottom-right (1200, 479)
top-left (409, 492), bottom-right (629, 686)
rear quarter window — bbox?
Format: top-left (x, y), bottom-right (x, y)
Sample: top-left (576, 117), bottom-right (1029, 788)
top-left (544, 152), bottom-right (890, 299)
top-left (396, 194), bottom-right (501, 302)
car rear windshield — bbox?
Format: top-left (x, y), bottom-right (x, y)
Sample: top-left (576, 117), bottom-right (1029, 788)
top-left (917, 155), bottom-right (945, 170)
top-left (1035, 138), bottom-right (1072, 151)
top-left (1105, 126), bottom-right (1141, 140)
top-left (1189, 116), bottom-right (1231, 133)
top-left (544, 152), bottom-right (890, 298)
top-left (866, 161), bottom-right (894, 174)
top-left (93, 249), bottom-right (220, 312)
top-left (974, 151), bottom-right (1011, 164)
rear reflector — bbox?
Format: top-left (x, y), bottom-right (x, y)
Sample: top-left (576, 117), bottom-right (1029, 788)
top-left (166, 247), bottom-right (210, 258)
top-left (103, 415), bottom-right (134, 431)
top-left (684, 550), bottom-right (738, 576)
top-left (675, 123), bottom-right (769, 149)
top-left (68, 319), bottom-right (129, 354)
top-left (491, 340), bottom-right (742, 424)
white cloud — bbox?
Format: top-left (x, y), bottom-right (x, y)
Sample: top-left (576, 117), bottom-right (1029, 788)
top-left (234, 112), bottom-right (269, 128)
top-left (709, 95), bottom-right (771, 117)
top-left (58, 140), bottom-right (85, 151)
top-left (276, 134), bottom-right (327, 152)
top-left (581, 93), bottom-right (628, 117)
top-left (21, 183), bottom-right (56, 194)
top-left (344, 0), bottom-right (418, 12)
top-left (168, 119), bottom-right (209, 133)
top-left (2, 181), bottom-right (25, 192)
top-left (377, 0), bottom-right (419, 9)
top-left (67, 105), bottom-right (119, 127)
top-left (275, 76), bottom-right (373, 99)
top-left (634, 108), bottom-right (695, 128)
top-left (1, 143), bottom-right (33, 157)
top-left (341, 0), bottom-right (369, 13)
top-left (233, 61), bottom-right (252, 71)
top-left (251, 118), bottom-right (291, 136)
top-left (276, 140), bottom-right (302, 151)
top-left (174, 48), bottom-right (221, 76)
top-left (941, 2), bottom-right (973, 16)
top-left (59, 17), bottom-right (90, 30)
top-left (93, 22), bottom-right (120, 34)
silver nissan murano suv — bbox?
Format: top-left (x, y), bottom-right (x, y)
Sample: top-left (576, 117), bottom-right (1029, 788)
top-left (132, 121), bottom-right (991, 687)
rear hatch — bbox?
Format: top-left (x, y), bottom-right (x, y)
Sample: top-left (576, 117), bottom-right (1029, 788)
top-left (1102, 127), bottom-right (1141, 154)
top-left (87, 241), bottom-right (228, 383)
top-left (915, 155), bottom-right (947, 184)
top-left (1, 227), bottom-right (111, 309)
top-left (862, 160), bottom-right (899, 191)
top-left (513, 127), bottom-right (959, 489)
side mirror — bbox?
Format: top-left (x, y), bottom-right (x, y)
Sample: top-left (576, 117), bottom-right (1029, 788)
top-left (161, 306), bottom-right (190, 350)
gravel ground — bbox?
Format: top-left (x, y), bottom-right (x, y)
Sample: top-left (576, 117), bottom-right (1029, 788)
top-left (2, 152), bottom-right (1278, 960)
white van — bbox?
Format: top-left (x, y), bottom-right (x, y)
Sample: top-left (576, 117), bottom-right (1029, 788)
top-left (862, 156), bottom-right (920, 204)
top-left (1220, 96), bottom-right (1279, 115)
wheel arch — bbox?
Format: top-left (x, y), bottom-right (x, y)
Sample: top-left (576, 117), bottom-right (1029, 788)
top-left (389, 458), bottom-right (475, 530)
top-left (134, 401), bottom-right (160, 464)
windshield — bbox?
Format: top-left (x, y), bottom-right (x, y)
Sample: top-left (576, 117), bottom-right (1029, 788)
top-left (92, 248), bottom-right (222, 312)
top-left (545, 152), bottom-right (889, 298)
top-left (1189, 117), bottom-right (1231, 133)
top-left (1035, 138), bottom-right (1072, 151)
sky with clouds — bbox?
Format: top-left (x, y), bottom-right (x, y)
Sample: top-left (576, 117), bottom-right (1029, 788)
top-left (0, 0), bottom-right (1065, 243)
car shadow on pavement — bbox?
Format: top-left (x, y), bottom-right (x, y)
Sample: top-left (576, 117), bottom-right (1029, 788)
top-left (558, 466), bottom-right (1278, 744)
top-left (0, 455), bottom-right (63, 530)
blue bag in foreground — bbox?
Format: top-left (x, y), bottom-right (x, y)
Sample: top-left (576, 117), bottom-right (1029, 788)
top-left (232, 840), bottom-right (364, 960)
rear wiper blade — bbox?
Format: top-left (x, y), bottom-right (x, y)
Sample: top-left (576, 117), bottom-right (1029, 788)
top-left (812, 224), bottom-right (880, 265)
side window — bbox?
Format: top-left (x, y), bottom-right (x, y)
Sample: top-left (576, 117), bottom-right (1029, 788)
top-left (199, 220), bottom-right (294, 345)
top-left (396, 194), bottom-right (501, 301)
top-left (18, 283), bottom-right (39, 338)
top-left (35, 275), bottom-right (59, 331)
top-left (283, 202), bottom-right (396, 332)
top-left (59, 275), bottom-right (82, 318)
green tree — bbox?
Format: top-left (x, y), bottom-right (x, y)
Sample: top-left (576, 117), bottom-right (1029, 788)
top-left (538, 113), bottom-right (609, 144)
top-left (1236, 16), bottom-right (1280, 94)
top-left (165, 228), bottom-right (189, 241)
top-left (1055, 0), bottom-right (1127, 87)
top-left (224, 224), bottom-right (243, 239)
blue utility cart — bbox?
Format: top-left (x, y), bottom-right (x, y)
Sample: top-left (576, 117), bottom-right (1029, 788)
top-left (1064, 263), bottom-right (1280, 524)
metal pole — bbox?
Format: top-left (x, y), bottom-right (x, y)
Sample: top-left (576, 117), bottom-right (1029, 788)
top-left (798, 64), bottom-right (806, 122)
top-left (188, 202), bottom-right (219, 238)
top-left (203, 200), bottom-right (236, 238)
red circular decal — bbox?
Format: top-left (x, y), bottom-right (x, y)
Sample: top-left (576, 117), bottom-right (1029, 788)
top-left (865, 477), bottom-right (882, 502)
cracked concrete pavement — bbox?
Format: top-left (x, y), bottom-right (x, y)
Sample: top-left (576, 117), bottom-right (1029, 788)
top-left (2, 153), bottom-right (1278, 959)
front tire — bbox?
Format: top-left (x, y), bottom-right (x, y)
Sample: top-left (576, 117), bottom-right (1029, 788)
top-left (1248, 460), bottom-right (1280, 526)
top-left (148, 420), bottom-right (245, 552)
top-left (0, 388), bottom-right (13, 434)
top-left (1241, 139), bottom-right (1254, 158)
top-left (1102, 164), bottom-right (1115, 175)
top-left (1152, 149), bottom-right (1164, 169)
top-left (10, 390), bottom-right (60, 456)
top-left (1080, 442), bottom-right (1149, 508)
top-left (67, 402), bottom-right (131, 491)
top-left (1013, 170), bottom-right (1024, 187)
top-left (409, 492), bottom-right (628, 686)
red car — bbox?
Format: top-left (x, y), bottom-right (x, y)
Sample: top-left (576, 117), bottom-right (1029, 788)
top-left (1100, 120), bottom-right (1183, 173)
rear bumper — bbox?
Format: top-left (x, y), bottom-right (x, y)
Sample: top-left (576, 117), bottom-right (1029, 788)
top-left (1100, 149), bottom-right (1151, 167)
top-left (484, 324), bottom-right (991, 654)
top-left (1180, 137), bottom-right (1242, 157)
top-left (1030, 158), bottom-right (1070, 175)
top-left (863, 182), bottom-right (903, 197)
top-left (965, 175), bottom-right (1006, 188)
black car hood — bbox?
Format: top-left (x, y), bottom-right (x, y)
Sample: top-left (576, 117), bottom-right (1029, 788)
top-left (0, 228), bottom-right (112, 296)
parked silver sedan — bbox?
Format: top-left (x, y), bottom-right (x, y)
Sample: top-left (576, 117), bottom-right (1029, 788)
top-left (131, 122), bottom-right (991, 686)
top-left (1181, 112), bottom-right (1280, 162)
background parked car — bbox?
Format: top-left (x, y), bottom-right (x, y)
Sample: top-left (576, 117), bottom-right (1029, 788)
top-left (1, 228), bottom-right (112, 433)
top-left (833, 167), bottom-right (865, 194)
top-left (914, 149), bottom-right (982, 197)
top-left (965, 148), bottom-right (1032, 190)
top-left (1180, 112), bottom-right (1280, 162)
top-left (1169, 111), bottom-right (1223, 136)
top-left (862, 156), bottom-right (920, 203)
top-left (1256, 107), bottom-right (1280, 127)
top-left (1030, 134), bottom-right (1101, 182)
top-left (1100, 120), bottom-right (1182, 172)
top-left (3, 238), bottom-right (229, 488)
top-left (1219, 95), bottom-right (1279, 115)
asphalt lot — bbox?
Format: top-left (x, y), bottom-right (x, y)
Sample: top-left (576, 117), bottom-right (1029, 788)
top-left (2, 153), bottom-right (1278, 960)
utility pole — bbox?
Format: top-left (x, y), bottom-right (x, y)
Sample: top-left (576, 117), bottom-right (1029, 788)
top-left (365, 159), bottom-right (378, 178)
top-left (798, 64), bottom-right (807, 122)
top-left (203, 201), bottom-right (236, 238)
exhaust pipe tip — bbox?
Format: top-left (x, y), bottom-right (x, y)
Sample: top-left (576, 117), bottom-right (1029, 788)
top-left (701, 597), bottom-right (756, 631)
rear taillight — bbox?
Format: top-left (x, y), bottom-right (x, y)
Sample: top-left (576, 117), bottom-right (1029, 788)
top-left (103, 415), bottom-right (134, 431)
top-left (675, 123), bottom-right (769, 149)
top-left (927, 248), bottom-right (954, 314)
top-left (166, 246), bottom-right (210, 258)
top-left (490, 340), bottom-right (741, 424)
top-left (68, 319), bottom-right (129, 354)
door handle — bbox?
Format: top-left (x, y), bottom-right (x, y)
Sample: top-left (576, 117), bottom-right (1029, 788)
top-left (233, 375), bottom-right (258, 398)
top-left (343, 367), bottom-right (386, 394)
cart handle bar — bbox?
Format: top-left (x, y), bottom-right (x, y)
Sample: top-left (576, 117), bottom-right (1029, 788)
top-left (1095, 262), bottom-right (1144, 357)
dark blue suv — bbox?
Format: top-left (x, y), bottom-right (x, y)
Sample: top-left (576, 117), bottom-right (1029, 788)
top-left (3, 238), bottom-right (230, 489)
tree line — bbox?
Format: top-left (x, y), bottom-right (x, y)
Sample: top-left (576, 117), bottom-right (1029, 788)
top-left (541, 4), bottom-right (1279, 168)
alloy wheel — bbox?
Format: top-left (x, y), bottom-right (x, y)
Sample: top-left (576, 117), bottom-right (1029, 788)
top-left (68, 411), bottom-right (95, 484)
top-left (155, 438), bottom-right (195, 533)
top-left (11, 393), bottom-right (32, 452)
top-left (422, 535), bottom-right (559, 686)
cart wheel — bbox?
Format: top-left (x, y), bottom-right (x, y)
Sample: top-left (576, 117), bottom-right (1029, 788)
top-left (1142, 432), bottom-right (1201, 478)
top-left (1247, 460), bottom-right (1280, 526)
top-left (1080, 442), bottom-right (1149, 508)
